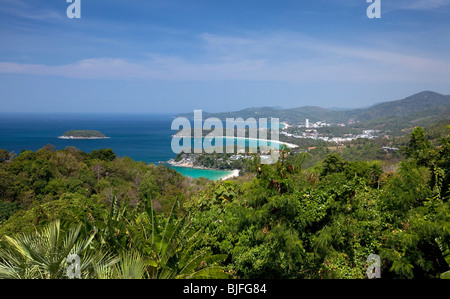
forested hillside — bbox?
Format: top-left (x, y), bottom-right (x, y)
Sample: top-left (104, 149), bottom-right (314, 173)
top-left (177, 91), bottom-right (450, 133)
top-left (0, 125), bottom-right (449, 279)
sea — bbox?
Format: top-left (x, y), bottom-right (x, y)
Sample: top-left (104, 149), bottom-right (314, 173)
top-left (0, 113), bottom-right (233, 180)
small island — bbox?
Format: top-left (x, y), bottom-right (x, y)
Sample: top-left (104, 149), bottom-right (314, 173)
top-left (58, 130), bottom-right (110, 140)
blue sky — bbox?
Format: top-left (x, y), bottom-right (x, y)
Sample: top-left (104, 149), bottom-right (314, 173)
top-left (1, 0), bottom-right (450, 113)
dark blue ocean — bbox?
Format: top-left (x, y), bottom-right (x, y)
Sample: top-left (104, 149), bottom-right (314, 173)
top-left (0, 113), bottom-right (176, 163)
top-left (0, 113), bottom-right (233, 180)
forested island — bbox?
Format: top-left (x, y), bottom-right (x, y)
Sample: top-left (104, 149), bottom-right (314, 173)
top-left (0, 122), bottom-right (449, 279)
top-left (59, 130), bottom-right (109, 139)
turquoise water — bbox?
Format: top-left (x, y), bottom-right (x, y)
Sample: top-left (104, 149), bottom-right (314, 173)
top-left (171, 166), bottom-right (233, 180)
top-left (0, 113), bottom-right (232, 181)
top-left (0, 113), bottom-right (283, 180)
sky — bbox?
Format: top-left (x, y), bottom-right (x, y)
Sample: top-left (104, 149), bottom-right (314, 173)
top-left (1, 0), bottom-right (450, 114)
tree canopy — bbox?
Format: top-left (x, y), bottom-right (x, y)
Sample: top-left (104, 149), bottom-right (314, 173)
top-left (0, 124), bottom-right (449, 279)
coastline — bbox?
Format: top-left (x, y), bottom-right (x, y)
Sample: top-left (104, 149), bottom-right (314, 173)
top-left (219, 169), bottom-right (240, 180)
top-left (166, 134), bottom-right (299, 181)
top-left (172, 135), bottom-right (299, 149)
top-left (222, 136), bottom-right (299, 149)
top-left (167, 159), bottom-right (239, 180)
top-left (167, 159), bottom-right (208, 169)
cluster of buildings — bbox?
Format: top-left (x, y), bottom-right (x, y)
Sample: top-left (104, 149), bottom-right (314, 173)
top-left (281, 120), bottom-right (380, 143)
top-left (230, 154), bottom-right (253, 161)
top-left (298, 119), bottom-right (331, 129)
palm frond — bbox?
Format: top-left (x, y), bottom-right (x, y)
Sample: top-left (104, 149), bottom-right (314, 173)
top-left (0, 220), bottom-right (99, 279)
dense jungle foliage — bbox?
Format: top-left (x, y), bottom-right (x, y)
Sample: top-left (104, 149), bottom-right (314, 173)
top-left (0, 125), bottom-right (449, 279)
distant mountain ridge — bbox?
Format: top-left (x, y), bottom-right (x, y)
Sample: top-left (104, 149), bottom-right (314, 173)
top-left (177, 91), bottom-right (450, 132)
top-left (350, 91), bottom-right (450, 122)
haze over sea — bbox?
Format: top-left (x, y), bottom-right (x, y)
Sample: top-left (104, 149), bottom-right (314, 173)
top-left (0, 113), bottom-right (233, 180)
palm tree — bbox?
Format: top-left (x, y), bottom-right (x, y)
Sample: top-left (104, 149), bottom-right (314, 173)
top-left (0, 198), bottom-right (232, 279)
top-left (128, 196), bottom-right (231, 279)
top-left (93, 250), bottom-right (147, 279)
top-left (0, 220), bottom-right (108, 279)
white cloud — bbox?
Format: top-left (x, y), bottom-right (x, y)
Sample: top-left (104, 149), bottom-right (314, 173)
top-left (404, 0), bottom-right (450, 10)
top-left (0, 0), bottom-right (65, 21)
top-left (1, 32), bottom-right (449, 84)
top-left (383, 0), bottom-right (450, 12)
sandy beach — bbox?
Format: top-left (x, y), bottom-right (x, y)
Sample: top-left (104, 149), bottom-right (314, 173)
top-left (213, 136), bottom-right (299, 149)
top-left (220, 169), bottom-right (240, 180)
top-left (167, 159), bottom-right (239, 181)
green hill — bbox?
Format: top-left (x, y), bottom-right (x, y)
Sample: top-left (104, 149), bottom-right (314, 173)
top-left (352, 91), bottom-right (450, 123)
top-left (176, 91), bottom-right (450, 134)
